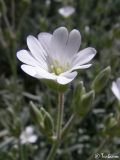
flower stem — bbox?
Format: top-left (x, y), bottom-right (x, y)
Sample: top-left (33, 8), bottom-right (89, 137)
top-left (47, 142), bottom-right (59, 160)
top-left (57, 93), bottom-right (64, 140)
top-left (47, 92), bottom-right (64, 160)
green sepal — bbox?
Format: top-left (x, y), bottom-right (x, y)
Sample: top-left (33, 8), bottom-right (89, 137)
top-left (91, 66), bottom-right (111, 93)
top-left (43, 79), bottom-right (68, 92)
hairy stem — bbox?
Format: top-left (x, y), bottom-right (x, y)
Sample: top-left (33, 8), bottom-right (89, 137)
top-left (47, 142), bottom-right (59, 160)
top-left (47, 92), bottom-right (64, 160)
top-left (56, 93), bottom-right (64, 140)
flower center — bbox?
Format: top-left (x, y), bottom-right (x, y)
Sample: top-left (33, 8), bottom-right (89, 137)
top-left (50, 60), bottom-right (70, 75)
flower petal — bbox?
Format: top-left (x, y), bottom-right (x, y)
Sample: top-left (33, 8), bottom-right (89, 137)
top-left (35, 66), bottom-right (57, 80)
top-left (17, 50), bottom-right (41, 67)
top-left (57, 71), bottom-right (77, 85)
top-left (58, 6), bottom-right (75, 18)
top-left (50, 27), bottom-right (68, 60)
top-left (70, 64), bottom-right (92, 71)
top-left (28, 135), bottom-right (37, 143)
top-left (72, 47), bottom-right (96, 66)
top-left (20, 139), bottom-right (27, 144)
top-left (26, 126), bottom-right (34, 135)
top-left (21, 64), bottom-right (57, 80)
top-left (111, 81), bottom-right (120, 101)
top-left (65, 29), bottom-right (81, 57)
top-left (116, 78), bottom-right (120, 91)
top-left (27, 35), bottom-right (48, 70)
top-left (21, 64), bottom-right (37, 78)
top-left (38, 32), bottom-right (52, 54)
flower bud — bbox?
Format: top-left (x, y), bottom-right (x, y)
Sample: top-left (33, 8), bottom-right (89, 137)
top-left (73, 81), bottom-right (86, 108)
top-left (30, 101), bottom-right (44, 126)
top-left (103, 113), bottom-right (120, 136)
top-left (104, 113), bottom-right (117, 129)
top-left (30, 102), bottom-right (54, 137)
top-left (40, 107), bottom-right (54, 136)
top-left (74, 90), bottom-right (95, 117)
top-left (91, 66), bottom-right (111, 93)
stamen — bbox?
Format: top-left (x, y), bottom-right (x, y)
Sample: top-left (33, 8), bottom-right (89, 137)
top-left (50, 59), bottom-right (70, 75)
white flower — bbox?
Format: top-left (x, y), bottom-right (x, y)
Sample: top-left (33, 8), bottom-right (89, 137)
top-left (20, 126), bottom-right (37, 144)
top-left (84, 26), bottom-right (90, 34)
top-left (58, 6), bottom-right (75, 18)
top-left (17, 27), bottom-right (96, 85)
top-left (46, 0), bottom-right (51, 6)
top-left (111, 78), bottom-right (120, 101)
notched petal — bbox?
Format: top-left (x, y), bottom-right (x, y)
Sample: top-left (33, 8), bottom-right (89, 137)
top-left (72, 47), bottom-right (96, 66)
top-left (17, 49), bottom-right (40, 67)
top-left (66, 29), bottom-right (81, 56)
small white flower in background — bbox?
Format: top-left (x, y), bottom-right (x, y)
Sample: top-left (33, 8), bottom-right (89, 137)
top-left (58, 6), bottom-right (75, 18)
top-left (20, 126), bottom-right (37, 144)
top-left (111, 78), bottom-right (120, 101)
top-left (54, 0), bottom-right (62, 2)
top-left (84, 26), bottom-right (90, 34)
top-left (17, 27), bottom-right (96, 85)
top-left (46, 0), bottom-right (51, 6)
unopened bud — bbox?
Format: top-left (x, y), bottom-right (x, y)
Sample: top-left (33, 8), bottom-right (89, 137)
top-left (75, 90), bottom-right (95, 117)
top-left (41, 107), bottom-right (54, 136)
top-left (91, 66), bottom-right (111, 93)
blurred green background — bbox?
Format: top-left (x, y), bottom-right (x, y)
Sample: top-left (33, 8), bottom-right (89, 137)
top-left (0, 0), bottom-right (120, 159)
